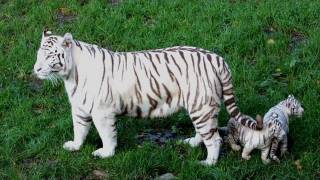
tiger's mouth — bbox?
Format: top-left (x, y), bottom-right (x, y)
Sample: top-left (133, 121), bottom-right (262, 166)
top-left (34, 70), bottom-right (52, 79)
top-left (35, 73), bottom-right (49, 80)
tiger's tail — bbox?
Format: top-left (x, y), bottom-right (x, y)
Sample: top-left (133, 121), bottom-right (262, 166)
top-left (218, 58), bottom-right (262, 130)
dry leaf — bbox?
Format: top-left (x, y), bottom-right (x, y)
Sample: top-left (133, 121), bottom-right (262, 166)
top-left (58, 8), bottom-right (73, 16)
top-left (295, 160), bottom-right (302, 170)
top-left (267, 39), bottom-right (275, 45)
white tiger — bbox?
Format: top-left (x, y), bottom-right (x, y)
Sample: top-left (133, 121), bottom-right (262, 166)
top-left (33, 30), bottom-right (261, 165)
top-left (265, 95), bottom-right (304, 162)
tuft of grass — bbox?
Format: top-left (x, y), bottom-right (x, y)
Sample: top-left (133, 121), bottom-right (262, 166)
top-left (1, 0), bottom-right (320, 179)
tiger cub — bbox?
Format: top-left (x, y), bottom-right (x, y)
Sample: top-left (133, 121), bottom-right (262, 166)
top-left (33, 30), bottom-right (261, 165)
top-left (227, 115), bottom-right (283, 164)
top-left (228, 95), bottom-right (304, 164)
top-left (265, 95), bottom-right (304, 162)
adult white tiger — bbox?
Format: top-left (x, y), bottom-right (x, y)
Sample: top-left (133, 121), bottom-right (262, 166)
top-left (34, 30), bottom-right (261, 165)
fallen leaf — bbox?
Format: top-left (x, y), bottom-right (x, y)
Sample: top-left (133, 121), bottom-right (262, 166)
top-left (58, 8), bottom-right (73, 16)
top-left (295, 160), bottom-right (302, 171)
top-left (267, 39), bottom-right (275, 45)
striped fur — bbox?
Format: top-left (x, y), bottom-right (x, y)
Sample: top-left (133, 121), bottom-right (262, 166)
top-left (227, 115), bottom-right (285, 164)
top-left (227, 95), bottom-right (304, 164)
top-left (33, 31), bottom-right (260, 165)
top-left (264, 95), bottom-right (304, 162)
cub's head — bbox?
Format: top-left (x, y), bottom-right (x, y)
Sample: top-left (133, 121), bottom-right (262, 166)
top-left (283, 95), bottom-right (304, 118)
top-left (34, 30), bottom-right (74, 79)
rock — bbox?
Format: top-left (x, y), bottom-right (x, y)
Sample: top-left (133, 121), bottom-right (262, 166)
top-left (154, 173), bottom-right (177, 180)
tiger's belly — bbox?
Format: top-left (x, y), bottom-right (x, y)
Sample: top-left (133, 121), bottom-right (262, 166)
top-left (124, 102), bottom-right (180, 118)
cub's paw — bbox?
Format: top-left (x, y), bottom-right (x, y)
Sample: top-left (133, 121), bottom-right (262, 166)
top-left (63, 141), bottom-right (81, 151)
top-left (262, 158), bottom-right (271, 165)
top-left (271, 156), bottom-right (280, 163)
top-left (231, 144), bottom-right (241, 151)
top-left (199, 159), bottom-right (217, 166)
top-left (183, 137), bottom-right (202, 148)
top-left (92, 148), bottom-right (115, 158)
top-left (242, 154), bottom-right (251, 161)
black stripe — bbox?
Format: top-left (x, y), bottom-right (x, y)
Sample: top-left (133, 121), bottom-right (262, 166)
top-left (225, 97), bottom-right (235, 106)
top-left (163, 52), bottom-right (169, 63)
top-left (171, 55), bottom-right (182, 75)
top-left (179, 50), bottom-right (189, 79)
top-left (162, 83), bottom-right (172, 106)
top-left (148, 53), bottom-right (160, 76)
top-left (133, 68), bottom-right (141, 90)
top-left (98, 50), bottom-right (106, 95)
top-left (71, 66), bottom-right (78, 96)
top-left (197, 52), bottom-right (201, 76)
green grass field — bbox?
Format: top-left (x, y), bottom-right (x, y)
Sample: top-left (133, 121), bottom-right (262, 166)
top-left (1, 0), bottom-right (320, 179)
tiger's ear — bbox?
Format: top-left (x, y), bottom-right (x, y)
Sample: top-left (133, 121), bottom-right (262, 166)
top-left (41, 28), bottom-right (52, 45)
top-left (43, 28), bottom-right (52, 37)
top-left (288, 94), bottom-right (294, 99)
top-left (62, 33), bottom-right (73, 49)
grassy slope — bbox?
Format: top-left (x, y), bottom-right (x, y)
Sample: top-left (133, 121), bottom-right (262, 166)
top-left (0, 0), bottom-right (319, 179)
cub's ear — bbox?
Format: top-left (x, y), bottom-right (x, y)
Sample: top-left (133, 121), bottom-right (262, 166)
top-left (288, 94), bottom-right (294, 99)
top-left (62, 33), bottom-right (73, 49)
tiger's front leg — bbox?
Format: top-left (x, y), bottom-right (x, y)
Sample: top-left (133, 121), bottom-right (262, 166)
top-left (63, 110), bottom-right (92, 151)
top-left (91, 110), bottom-right (117, 158)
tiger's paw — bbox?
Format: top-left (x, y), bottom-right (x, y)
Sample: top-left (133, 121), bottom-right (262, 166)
top-left (92, 148), bottom-right (115, 158)
top-left (262, 158), bottom-right (271, 165)
top-left (231, 144), bottom-right (241, 151)
top-left (242, 154), bottom-right (251, 161)
top-left (271, 156), bottom-right (280, 163)
top-left (63, 141), bottom-right (81, 151)
top-left (183, 137), bottom-right (202, 148)
top-left (199, 159), bottom-right (217, 166)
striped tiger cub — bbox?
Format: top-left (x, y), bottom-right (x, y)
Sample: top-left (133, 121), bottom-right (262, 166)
top-left (33, 30), bottom-right (261, 165)
top-left (227, 95), bottom-right (304, 164)
top-left (227, 115), bottom-right (284, 164)
top-left (265, 95), bottom-right (304, 163)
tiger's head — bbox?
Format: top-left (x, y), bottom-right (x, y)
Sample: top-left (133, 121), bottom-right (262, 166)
top-left (34, 30), bottom-right (74, 80)
top-left (282, 95), bottom-right (304, 118)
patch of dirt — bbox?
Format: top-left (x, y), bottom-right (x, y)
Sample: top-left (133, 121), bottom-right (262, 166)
top-left (289, 30), bottom-right (307, 51)
top-left (84, 169), bottom-right (109, 180)
top-left (56, 7), bottom-right (77, 25)
top-left (21, 158), bottom-right (40, 168)
top-left (28, 75), bottom-right (43, 93)
top-left (77, 0), bottom-right (89, 6)
top-left (32, 103), bottom-right (45, 114)
top-left (110, 0), bottom-right (121, 6)
top-left (21, 158), bottom-right (59, 168)
top-left (136, 129), bottom-right (180, 146)
top-left (264, 26), bottom-right (276, 35)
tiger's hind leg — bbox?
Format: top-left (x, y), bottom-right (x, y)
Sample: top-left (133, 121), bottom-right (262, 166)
top-left (189, 107), bottom-right (222, 166)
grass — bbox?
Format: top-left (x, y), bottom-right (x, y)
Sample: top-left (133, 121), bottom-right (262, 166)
top-left (0, 0), bottom-right (320, 179)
